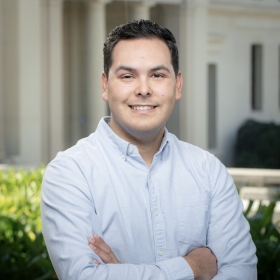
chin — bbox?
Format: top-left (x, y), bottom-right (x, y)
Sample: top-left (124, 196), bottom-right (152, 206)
top-left (130, 123), bottom-right (164, 135)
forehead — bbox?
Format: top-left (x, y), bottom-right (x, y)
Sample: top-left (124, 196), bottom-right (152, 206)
top-left (111, 38), bottom-right (172, 67)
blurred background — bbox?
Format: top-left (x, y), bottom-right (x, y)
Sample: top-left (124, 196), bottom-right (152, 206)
top-left (0, 0), bottom-right (279, 168)
top-left (0, 0), bottom-right (280, 279)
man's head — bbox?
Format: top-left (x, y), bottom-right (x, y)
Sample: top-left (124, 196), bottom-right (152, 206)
top-left (103, 20), bottom-right (179, 78)
top-left (101, 20), bottom-right (183, 145)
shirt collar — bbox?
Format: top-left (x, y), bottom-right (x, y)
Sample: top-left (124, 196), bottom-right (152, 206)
top-left (95, 117), bottom-right (170, 161)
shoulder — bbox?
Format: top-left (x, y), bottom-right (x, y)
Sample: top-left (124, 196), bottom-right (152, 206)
top-left (168, 132), bottom-right (218, 168)
top-left (169, 133), bottom-right (235, 195)
top-left (42, 134), bottom-right (101, 198)
top-left (45, 133), bottom-right (99, 176)
top-left (167, 133), bottom-right (229, 187)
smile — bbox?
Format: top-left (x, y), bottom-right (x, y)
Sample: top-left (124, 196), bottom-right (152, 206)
top-left (130, 105), bottom-right (156, 110)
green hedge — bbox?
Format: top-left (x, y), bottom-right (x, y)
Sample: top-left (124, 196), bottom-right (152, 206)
top-left (235, 120), bottom-right (280, 168)
top-left (244, 201), bottom-right (280, 279)
top-left (0, 168), bottom-right (57, 280)
top-left (1, 168), bottom-right (280, 279)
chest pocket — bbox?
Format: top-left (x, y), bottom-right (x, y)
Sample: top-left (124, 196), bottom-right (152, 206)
top-left (174, 193), bottom-right (210, 246)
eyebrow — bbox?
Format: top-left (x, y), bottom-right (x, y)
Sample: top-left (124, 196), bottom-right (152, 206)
top-left (114, 65), bottom-right (171, 74)
top-left (114, 66), bottom-right (136, 74)
top-left (150, 65), bottom-right (170, 73)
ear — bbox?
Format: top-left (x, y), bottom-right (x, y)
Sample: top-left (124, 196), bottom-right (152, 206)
top-left (101, 72), bottom-right (109, 102)
top-left (175, 71), bottom-right (183, 100)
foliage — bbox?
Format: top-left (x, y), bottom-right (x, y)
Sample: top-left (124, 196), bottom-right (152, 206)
top-left (1, 168), bottom-right (280, 279)
top-left (244, 201), bottom-right (280, 279)
top-left (235, 120), bottom-right (280, 168)
top-left (0, 168), bottom-right (57, 280)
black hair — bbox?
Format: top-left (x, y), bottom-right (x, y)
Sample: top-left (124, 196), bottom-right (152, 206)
top-left (103, 19), bottom-right (179, 78)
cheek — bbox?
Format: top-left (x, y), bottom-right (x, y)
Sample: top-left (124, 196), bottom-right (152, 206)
top-left (108, 83), bottom-right (134, 101)
top-left (107, 93), bottom-right (130, 113)
top-left (154, 82), bottom-right (176, 97)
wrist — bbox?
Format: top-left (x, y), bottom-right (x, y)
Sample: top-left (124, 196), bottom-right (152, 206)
top-left (184, 256), bottom-right (199, 280)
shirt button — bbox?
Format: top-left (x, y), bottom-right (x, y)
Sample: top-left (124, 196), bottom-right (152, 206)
top-left (128, 147), bottom-right (133, 153)
top-left (121, 154), bottom-right (125, 159)
top-left (154, 210), bottom-right (159, 216)
top-left (158, 250), bottom-right (164, 256)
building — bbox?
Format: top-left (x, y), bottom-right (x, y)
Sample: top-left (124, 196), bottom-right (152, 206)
top-left (0, 0), bottom-right (280, 167)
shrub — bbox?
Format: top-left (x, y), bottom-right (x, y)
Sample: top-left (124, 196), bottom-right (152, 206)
top-left (0, 168), bottom-right (57, 280)
top-left (234, 120), bottom-right (280, 168)
top-left (1, 168), bottom-right (280, 279)
top-left (244, 201), bottom-right (280, 279)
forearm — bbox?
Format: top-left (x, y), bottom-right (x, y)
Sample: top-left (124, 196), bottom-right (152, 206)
top-left (212, 265), bottom-right (257, 280)
top-left (207, 155), bottom-right (257, 280)
top-left (43, 222), bottom-right (194, 280)
top-left (46, 240), bottom-right (193, 280)
top-left (82, 258), bottom-right (193, 280)
top-left (41, 162), bottom-right (194, 280)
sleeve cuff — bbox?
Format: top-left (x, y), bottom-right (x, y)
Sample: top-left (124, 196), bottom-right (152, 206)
top-left (156, 256), bottom-right (194, 280)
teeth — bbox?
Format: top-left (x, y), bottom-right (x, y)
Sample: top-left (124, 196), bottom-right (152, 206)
top-left (131, 106), bottom-right (155, 110)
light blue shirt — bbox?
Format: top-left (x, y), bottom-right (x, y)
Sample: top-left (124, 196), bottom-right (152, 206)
top-left (41, 117), bottom-right (257, 280)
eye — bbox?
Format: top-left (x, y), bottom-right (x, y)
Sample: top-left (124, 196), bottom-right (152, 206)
top-left (152, 73), bottom-right (164, 78)
top-left (121, 74), bottom-right (133, 79)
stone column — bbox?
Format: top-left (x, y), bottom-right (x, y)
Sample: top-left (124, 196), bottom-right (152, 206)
top-left (128, 1), bottom-right (154, 21)
top-left (42, 0), bottom-right (65, 163)
top-left (64, 1), bottom-right (88, 147)
top-left (155, 4), bottom-right (181, 138)
top-left (128, 1), bottom-right (155, 21)
top-left (0, 0), bottom-right (4, 162)
top-left (18, 0), bottom-right (43, 165)
top-left (179, 0), bottom-right (209, 149)
top-left (1, 0), bottom-right (20, 163)
top-left (85, 0), bottom-right (110, 134)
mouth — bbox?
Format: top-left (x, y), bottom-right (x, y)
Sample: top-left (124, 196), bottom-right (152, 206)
top-left (129, 105), bottom-right (156, 111)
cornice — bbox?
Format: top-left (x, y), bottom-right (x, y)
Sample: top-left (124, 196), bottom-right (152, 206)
top-left (80, 0), bottom-right (112, 4)
top-left (209, 0), bottom-right (280, 16)
top-left (113, 0), bottom-right (182, 4)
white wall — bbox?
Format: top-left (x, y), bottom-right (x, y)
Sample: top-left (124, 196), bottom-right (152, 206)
top-left (1, 0), bottom-right (20, 162)
top-left (208, 4), bottom-right (280, 166)
top-left (0, 0), bottom-right (280, 167)
top-left (17, 0), bottom-right (43, 165)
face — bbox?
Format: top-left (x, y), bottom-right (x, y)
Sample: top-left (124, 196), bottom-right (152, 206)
top-left (101, 38), bottom-right (183, 142)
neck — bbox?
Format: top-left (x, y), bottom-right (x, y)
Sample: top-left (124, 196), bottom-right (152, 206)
top-left (109, 120), bottom-right (165, 167)
top-left (132, 132), bottom-right (164, 167)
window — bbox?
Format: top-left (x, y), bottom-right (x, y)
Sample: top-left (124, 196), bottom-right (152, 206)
top-left (208, 64), bottom-right (217, 149)
top-left (251, 45), bottom-right (262, 110)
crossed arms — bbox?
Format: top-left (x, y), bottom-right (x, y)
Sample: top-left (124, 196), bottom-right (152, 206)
top-left (88, 234), bottom-right (218, 280)
top-left (41, 152), bottom-right (258, 280)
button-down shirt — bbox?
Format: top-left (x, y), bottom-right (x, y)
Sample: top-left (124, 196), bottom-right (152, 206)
top-left (41, 117), bottom-right (257, 280)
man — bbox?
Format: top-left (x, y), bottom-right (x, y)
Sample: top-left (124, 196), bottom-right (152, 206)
top-left (41, 20), bottom-right (257, 280)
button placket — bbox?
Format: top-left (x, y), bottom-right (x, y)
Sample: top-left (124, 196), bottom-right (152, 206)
top-left (158, 250), bottom-right (164, 256)
top-left (147, 172), bottom-right (167, 262)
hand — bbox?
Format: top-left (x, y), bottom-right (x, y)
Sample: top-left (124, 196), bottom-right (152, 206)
top-left (184, 248), bottom-right (217, 280)
top-left (88, 234), bottom-right (121, 265)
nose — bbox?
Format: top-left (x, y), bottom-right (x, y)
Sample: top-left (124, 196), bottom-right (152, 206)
top-left (135, 77), bottom-right (152, 96)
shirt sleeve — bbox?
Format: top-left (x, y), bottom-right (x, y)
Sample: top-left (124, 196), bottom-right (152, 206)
top-left (207, 154), bottom-right (258, 280)
top-left (41, 159), bottom-right (194, 280)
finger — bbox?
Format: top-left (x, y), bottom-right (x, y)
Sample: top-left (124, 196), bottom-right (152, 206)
top-left (88, 236), bottom-right (110, 253)
top-left (88, 237), bottom-right (95, 245)
top-left (89, 235), bottom-right (121, 264)
top-left (89, 244), bottom-right (112, 263)
top-left (93, 234), bottom-right (112, 254)
top-left (93, 259), bottom-right (101, 266)
top-left (88, 237), bottom-right (112, 262)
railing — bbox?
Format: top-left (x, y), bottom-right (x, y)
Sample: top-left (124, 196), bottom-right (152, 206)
top-left (227, 168), bottom-right (280, 186)
top-left (227, 168), bottom-right (280, 224)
